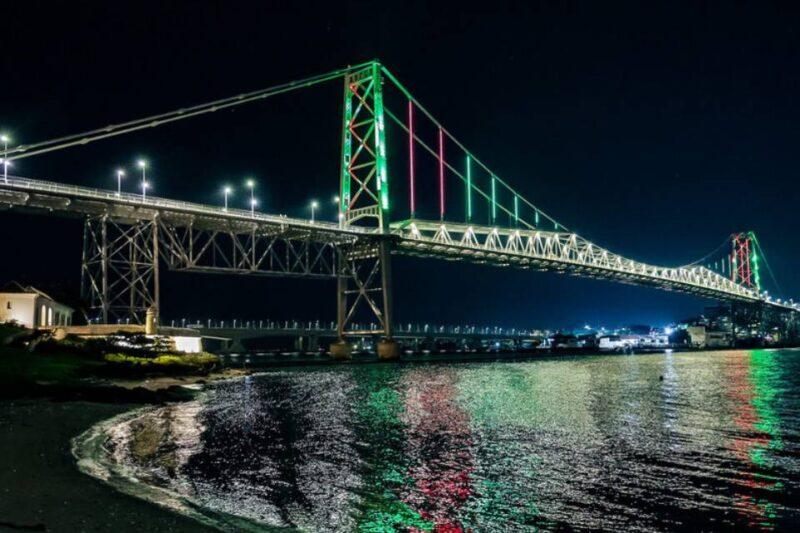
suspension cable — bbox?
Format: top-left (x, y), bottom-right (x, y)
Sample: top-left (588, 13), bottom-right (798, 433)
top-left (6, 61), bottom-right (373, 162)
top-left (381, 65), bottom-right (566, 231)
top-left (750, 233), bottom-right (784, 296)
top-left (683, 234), bottom-right (734, 268)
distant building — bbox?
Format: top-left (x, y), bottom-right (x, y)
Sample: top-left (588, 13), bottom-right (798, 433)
top-left (0, 282), bottom-right (74, 329)
top-left (686, 326), bottom-right (707, 348)
top-left (706, 330), bottom-right (733, 348)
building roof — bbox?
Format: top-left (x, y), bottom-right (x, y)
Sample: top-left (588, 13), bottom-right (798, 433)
top-left (1, 281), bottom-right (73, 310)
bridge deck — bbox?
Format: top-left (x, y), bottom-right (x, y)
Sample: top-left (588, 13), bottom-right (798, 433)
top-left (1, 176), bottom-right (795, 311)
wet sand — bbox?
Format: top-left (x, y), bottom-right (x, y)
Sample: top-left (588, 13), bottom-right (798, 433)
top-left (0, 398), bottom-right (216, 532)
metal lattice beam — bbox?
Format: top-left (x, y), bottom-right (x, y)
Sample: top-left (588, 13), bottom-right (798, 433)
top-left (392, 220), bottom-right (763, 303)
top-left (336, 240), bottom-right (394, 337)
top-left (158, 221), bottom-right (338, 278)
top-left (81, 215), bottom-right (158, 324)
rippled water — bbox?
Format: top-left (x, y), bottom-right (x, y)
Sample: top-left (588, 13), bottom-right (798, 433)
top-left (75, 350), bottom-right (800, 531)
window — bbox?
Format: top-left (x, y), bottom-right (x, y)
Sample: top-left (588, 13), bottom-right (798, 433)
top-left (5, 301), bottom-right (10, 310)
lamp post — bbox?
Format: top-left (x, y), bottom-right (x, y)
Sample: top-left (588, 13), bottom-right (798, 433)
top-left (116, 169), bottom-right (125, 197)
top-left (250, 197), bottom-right (258, 217)
top-left (1, 134), bottom-right (9, 183)
top-left (223, 186), bottom-right (232, 211)
top-left (137, 160), bottom-right (148, 202)
top-left (310, 200), bottom-right (319, 223)
top-left (333, 195), bottom-right (342, 225)
top-left (1, 159), bottom-right (10, 184)
top-left (246, 178), bottom-right (255, 209)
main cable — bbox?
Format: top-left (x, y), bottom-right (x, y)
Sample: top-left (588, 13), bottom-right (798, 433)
top-left (6, 61), bottom-right (373, 162)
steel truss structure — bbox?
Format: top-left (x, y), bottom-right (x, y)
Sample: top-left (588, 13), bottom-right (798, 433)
top-left (336, 239), bottom-right (393, 337)
top-left (158, 221), bottom-right (338, 279)
top-left (338, 62), bottom-right (394, 339)
top-left (81, 215), bottom-right (159, 323)
top-left (731, 232), bottom-right (758, 289)
top-left (392, 220), bottom-right (762, 302)
top-left (81, 215), bottom-right (346, 323)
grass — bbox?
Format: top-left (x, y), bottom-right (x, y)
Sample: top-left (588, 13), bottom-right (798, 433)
top-left (0, 346), bottom-right (104, 387)
top-left (104, 352), bottom-right (219, 374)
top-left (0, 321), bottom-right (221, 392)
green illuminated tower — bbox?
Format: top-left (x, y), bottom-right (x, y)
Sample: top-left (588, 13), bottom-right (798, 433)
top-left (339, 61), bottom-right (390, 231)
top-left (335, 61), bottom-right (396, 356)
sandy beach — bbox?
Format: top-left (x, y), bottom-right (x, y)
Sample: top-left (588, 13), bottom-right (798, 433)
top-left (0, 398), bottom-right (217, 532)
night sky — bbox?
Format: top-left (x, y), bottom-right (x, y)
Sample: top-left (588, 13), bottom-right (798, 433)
top-left (2, 1), bottom-right (799, 330)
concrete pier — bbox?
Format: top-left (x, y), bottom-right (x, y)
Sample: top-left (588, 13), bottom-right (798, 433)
top-left (377, 339), bottom-right (400, 360)
top-left (329, 340), bottom-right (353, 360)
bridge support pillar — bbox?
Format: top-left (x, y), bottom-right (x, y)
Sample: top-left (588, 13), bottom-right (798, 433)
top-left (377, 339), bottom-right (399, 360)
top-left (335, 239), bottom-right (395, 358)
top-left (330, 340), bottom-right (352, 360)
top-left (81, 215), bottom-right (160, 325)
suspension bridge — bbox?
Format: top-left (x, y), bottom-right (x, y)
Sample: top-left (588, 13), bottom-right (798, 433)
top-left (1, 60), bottom-right (796, 358)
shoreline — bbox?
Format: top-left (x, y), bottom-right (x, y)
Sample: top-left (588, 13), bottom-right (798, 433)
top-left (0, 350), bottom-right (249, 532)
top-left (0, 397), bottom-right (218, 532)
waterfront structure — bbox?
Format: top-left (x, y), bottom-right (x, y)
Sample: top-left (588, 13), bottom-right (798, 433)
top-left (0, 281), bottom-right (73, 328)
top-left (1, 61), bottom-right (798, 357)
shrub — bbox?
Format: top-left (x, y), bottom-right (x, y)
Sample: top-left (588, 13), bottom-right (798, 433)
top-left (0, 321), bottom-right (25, 344)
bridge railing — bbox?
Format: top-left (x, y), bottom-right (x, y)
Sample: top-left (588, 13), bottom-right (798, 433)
top-left (2, 175), bottom-right (368, 235)
top-left (168, 318), bottom-right (537, 337)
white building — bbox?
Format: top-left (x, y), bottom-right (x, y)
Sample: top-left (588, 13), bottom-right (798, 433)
top-left (0, 282), bottom-right (74, 329)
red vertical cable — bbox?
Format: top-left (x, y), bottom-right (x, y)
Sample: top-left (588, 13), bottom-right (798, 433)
top-left (408, 101), bottom-right (415, 217)
top-left (438, 127), bottom-right (445, 220)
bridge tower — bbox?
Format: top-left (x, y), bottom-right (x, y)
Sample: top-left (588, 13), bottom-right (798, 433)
top-left (333, 60), bottom-right (397, 359)
top-left (730, 232), bottom-right (760, 291)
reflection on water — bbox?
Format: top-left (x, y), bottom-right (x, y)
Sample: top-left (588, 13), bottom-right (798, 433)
top-left (78, 350), bottom-right (800, 531)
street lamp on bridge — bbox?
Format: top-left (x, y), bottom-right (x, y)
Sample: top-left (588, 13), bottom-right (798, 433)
top-left (250, 197), bottom-right (258, 216)
top-left (310, 200), bottom-right (319, 223)
top-left (137, 160), bottom-right (148, 202)
top-left (246, 178), bottom-right (255, 209)
top-left (223, 186), bottom-right (233, 211)
top-left (1, 159), bottom-right (10, 184)
top-left (115, 169), bottom-right (125, 197)
top-left (1, 134), bottom-right (9, 184)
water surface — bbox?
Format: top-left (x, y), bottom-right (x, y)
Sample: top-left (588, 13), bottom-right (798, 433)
top-left (75, 349), bottom-right (800, 531)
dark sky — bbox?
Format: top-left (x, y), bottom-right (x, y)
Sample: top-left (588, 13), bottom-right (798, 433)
top-left (1, 1), bottom-right (799, 330)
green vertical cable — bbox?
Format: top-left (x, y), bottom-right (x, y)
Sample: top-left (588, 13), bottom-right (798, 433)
top-left (753, 250), bottom-right (761, 290)
top-left (535, 210), bottom-right (539, 226)
top-left (466, 155), bottom-right (472, 221)
top-left (491, 176), bottom-right (497, 222)
top-left (340, 80), bottom-right (353, 215)
top-left (514, 195), bottom-right (519, 225)
top-left (372, 63), bottom-right (390, 212)
top-left (750, 233), bottom-right (761, 291)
